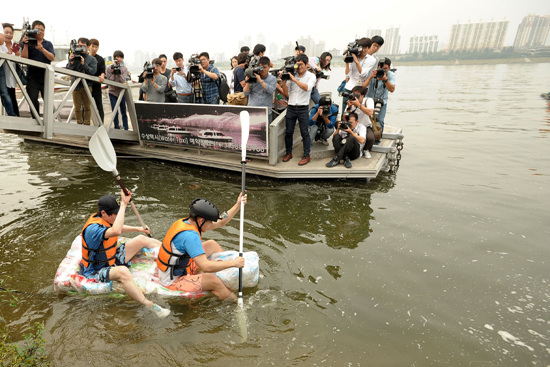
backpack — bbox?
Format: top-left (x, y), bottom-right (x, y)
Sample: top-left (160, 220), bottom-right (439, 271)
top-left (217, 72), bottom-right (230, 104)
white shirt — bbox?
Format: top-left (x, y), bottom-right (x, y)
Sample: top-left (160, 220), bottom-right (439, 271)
top-left (344, 54), bottom-right (376, 90)
top-left (286, 70), bottom-right (316, 106)
top-left (350, 97), bottom-right (374, 128)
top-left (338, 122), bottom-right (368, 155)
top-left (0, 36), bottom-right (16, 89)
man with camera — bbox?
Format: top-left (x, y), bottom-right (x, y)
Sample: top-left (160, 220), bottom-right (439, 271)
top-left (341, 38), bottom-right (377, 111)
top-left (66, 37), bottom-right (97, 125)
top-left (280, 54), bottom-right (316, 166)
top-left (346, 86), bottom-right (375, 158)
top-left (105, 50), bottom-right (129, 130)
top-left (243, 56), bottom-right (276, 122)
top-left (141, 58), bottom-right (168, 103)
top-left (309, 96), bottom-right (338, 146)
top-left (170, 52), bottom-right (192, 103)
top-left (89, 39), bottom-right (105, 122)
top-left (326, 112), bottom-right (367, 169)
top-left (362, 57), bottom-right (395, 136)
top-left (197, 52), bottom-right (220, 104)
top-left (21, 20), bottom-right (55, 115)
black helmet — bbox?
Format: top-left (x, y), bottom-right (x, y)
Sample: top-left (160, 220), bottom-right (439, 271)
top-left (189, 198), bottom-right (221, 222)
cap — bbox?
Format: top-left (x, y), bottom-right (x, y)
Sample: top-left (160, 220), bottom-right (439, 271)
top-left (295, 45), bottom-right (306, 52)
top-left (98, 194), bottom-right (120, 214)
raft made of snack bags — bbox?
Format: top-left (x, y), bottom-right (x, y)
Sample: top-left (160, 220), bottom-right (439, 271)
top-left (54, 235), bottom-right (259, 298)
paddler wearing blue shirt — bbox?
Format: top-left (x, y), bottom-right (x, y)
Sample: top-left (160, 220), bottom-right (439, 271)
top-left (81, 190), bottom-right (170, 318)
top-left (156, 194), bottom-right (246, 300)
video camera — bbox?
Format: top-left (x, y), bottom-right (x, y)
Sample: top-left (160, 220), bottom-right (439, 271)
top-left (69, 39), bottom-right (87, 62)
top-left (112, 63), bottom-right (121, 75)
top-left (280, 56), bottom-right (297, 81)
top-left (343, 40), bottom-right (362, 63)
top-left (188, 54), bottom-right (202, 80)
top-left (143, 61), bottom-right (155, 79)
top-left (245, 57), bottom-right (264, 83)
top-left (22, 21), bottom-right (39, 47)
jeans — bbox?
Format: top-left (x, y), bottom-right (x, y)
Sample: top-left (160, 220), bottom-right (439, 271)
top-left (177, 94), bottom-right (193, 103)
top-left (311, 87), bottom-right (320, 104)
top-left (332, 133), bottom-right (361, 161)
top-left (72, 87), bottom-right (92, 125)
top-left (309, 124), bottom-right (334, 146)
top-left (109, 93), bottom-right (128, 130)
top-left (285, 105), bottom-right (310, 157)
top-left (0, 67), bottom-right (16, 116)
top-left (376, 102), bottom-right (387, 132)
top-left (91, 83), bottom-right (104, 122)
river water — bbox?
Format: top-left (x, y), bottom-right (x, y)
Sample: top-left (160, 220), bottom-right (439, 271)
top-left (1, 63), bottom-right (549, 366)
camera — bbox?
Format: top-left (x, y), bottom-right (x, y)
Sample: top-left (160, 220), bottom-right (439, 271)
top-left (143, 61), bottom-right (155, 79)
top-left (280, 56), bottom-right (297, 81)
top-left (343, 40), bottom-right (362, 63)
top-left (245, 57), bottom-right (264, 83)
top-left (69, 39), bottom-right (87, 62)
top-left (174, 67), bottom-right (182, 72)
top-left (318, 96), bottom-right (332, 116)
top-left (188, 54), bottom-right (201, 80)
top-left (339, 121), bottom-right (352, 130)
top-left (314, 69), bottom-right (330, 81)
top-left (22, 21), bottom-right (39, 46)
top-left (341, 90), bottom-right (356, 102)
top-left (373, 98), bottom-right (384, 117)
top-left (112, 64), bottom-right (121, 75)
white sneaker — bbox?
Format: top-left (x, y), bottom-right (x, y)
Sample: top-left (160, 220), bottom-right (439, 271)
top-left (321, 138), bottom-right (329, 146)
top-left (363, 150), bottom-right (371, 159)
top-left (151, 304), bottom-right (170, 318)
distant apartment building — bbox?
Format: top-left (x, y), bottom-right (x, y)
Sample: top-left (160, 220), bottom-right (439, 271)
top-left (366, 29), bottom-right (383, 38)
top-left (446, 19), bottom-right (509, 52)
top-left (408, 35), bottom-right (439, 54)
top-left (513, 14), bottom-right (550, 49)
top-left (384, 28), bottom-right (401, 55)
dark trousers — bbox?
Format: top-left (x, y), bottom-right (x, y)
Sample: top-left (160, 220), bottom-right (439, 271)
top-left (26, 77), bottom-right (44, 115)
top-left (332, 134), bottom-right (361, 161)
top-left (365, 126), bottom-right (375, 151)
top-left (91, 83), bottom-right (104, 122)
top-left (0, 68), bottom-right (15, 116)
top-left (109, 93), bottom-right (128, 130)
top-left (285, 105), bottom-right (311, 157)
top-left (7, 88), bottom-right (20, 116)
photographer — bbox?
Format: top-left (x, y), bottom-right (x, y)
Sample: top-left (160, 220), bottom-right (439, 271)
top-left (326, 112), bottom-right (366, 169)
top-left (342, 38), bottom-right (376, 113)
top-left (105, 50), bottom-right (129, 130)
top-left (243, 56), bottom-right (276, 122)
top-left (308, 51), bottom-right (332, 104)
top-left (141, 58), bottom-right (167, 103)
top-left (170, 52), bottom-right (192, 103)
top-left (280, 54), bottom-right (316, 166)
top-left (66, 37), bottom-right (97, 125)
top-left (233, 52), bottom-right (247, 93)
top-left (21, 20), bottom-right (55, 115)
top-left (197, 52), bottom-right (220, 104)
top-left (346, 86), bottom-right (375, 158)
top-left (89, 39), bottom-right (105, 122)
top-left (309, 96), bottom-right (338, 146)
top-left (363, 57), bottom-right (396, 135)
top-left (0, 31), bottom-right (16, 117)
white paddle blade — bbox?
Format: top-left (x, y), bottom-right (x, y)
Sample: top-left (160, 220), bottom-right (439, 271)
top-left (240, 111), bottom-right (250, 161)
top-left (89, 126), bottom-right (118, 175)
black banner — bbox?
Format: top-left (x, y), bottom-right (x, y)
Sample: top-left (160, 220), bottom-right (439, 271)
top-left (135, 102), bottom-right (268, 157)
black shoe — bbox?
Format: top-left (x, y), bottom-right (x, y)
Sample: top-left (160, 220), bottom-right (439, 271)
top-left (326, 156), bottom-right (340, 168)
top-left (344, 156), bottom-right (352, 168)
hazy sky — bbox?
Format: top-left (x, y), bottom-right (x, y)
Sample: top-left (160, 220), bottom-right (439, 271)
top-left (3, 0), bottom-right (549, 61)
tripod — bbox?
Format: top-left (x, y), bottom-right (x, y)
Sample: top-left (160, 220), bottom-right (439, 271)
top-left (190, 75), bottom-right (205, 103)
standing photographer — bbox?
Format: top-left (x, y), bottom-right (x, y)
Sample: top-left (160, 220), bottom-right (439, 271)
top-left (233, 52), bottom-right (247, 93)
top-left (326, 112), bottom-right (366, 169)
top-left (346, 86), bottom-right (375, 158)
top-left (243, 56), bottom-right (276, 122)
top-left (363, 57), bottom-right (396, 135)
top-left (66, 38), bottom-right (97, 125)
top-left (308, 52), bottom-right (332, 104)
top-left (280, 54), bottom-right (316, 166)
top-left (197, 52), bottom-right (220, 104)
top-left (141, 58), bottom-right (167, 103)
top-left (21, 20), bottom-right (55, 115)
top-left (89, 39), bottom-right (105, 122)
top-left (105, 50), bottom-right (129, 130)
top-left (170, 52), bottom-right (192, 103)
top-left (309, 96), bottom-right (338, 146)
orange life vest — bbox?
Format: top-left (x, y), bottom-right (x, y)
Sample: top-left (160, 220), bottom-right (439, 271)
top-left (157, 219), bottom-right (201, 279)
top-left (81, 214), bottom-right (118, 269)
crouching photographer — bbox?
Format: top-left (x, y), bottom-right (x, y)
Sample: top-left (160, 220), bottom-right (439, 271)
top-left (326, 112), bottom-right (367, 169)
top-left (309, 96), bottom-right (338, 146)
top-left (346, 86), bottom-right (375, 158)
top-left (363, 57), bottom-right (396, 137)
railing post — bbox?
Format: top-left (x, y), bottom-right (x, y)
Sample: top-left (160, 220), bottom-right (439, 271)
top-left (43, 64), bottom-right (56, 139)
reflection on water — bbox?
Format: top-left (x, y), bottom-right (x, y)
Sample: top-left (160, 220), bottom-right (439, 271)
top-left (1, 63), bottom-right (550, 366)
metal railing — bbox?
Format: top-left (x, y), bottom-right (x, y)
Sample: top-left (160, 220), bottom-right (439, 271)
top-left (0, 52), bottom-right (138, 141)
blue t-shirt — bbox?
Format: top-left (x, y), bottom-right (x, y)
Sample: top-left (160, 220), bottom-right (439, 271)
top-left (171, 223), bottom-right (205, 259)
top-left (81, 222), bottom-right (109, 277)
top-left (309, 104), bottom-right (338, 129)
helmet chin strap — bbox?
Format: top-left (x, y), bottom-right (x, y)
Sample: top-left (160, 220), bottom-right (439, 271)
top-left (196, 217), bottom-right (206, 234)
